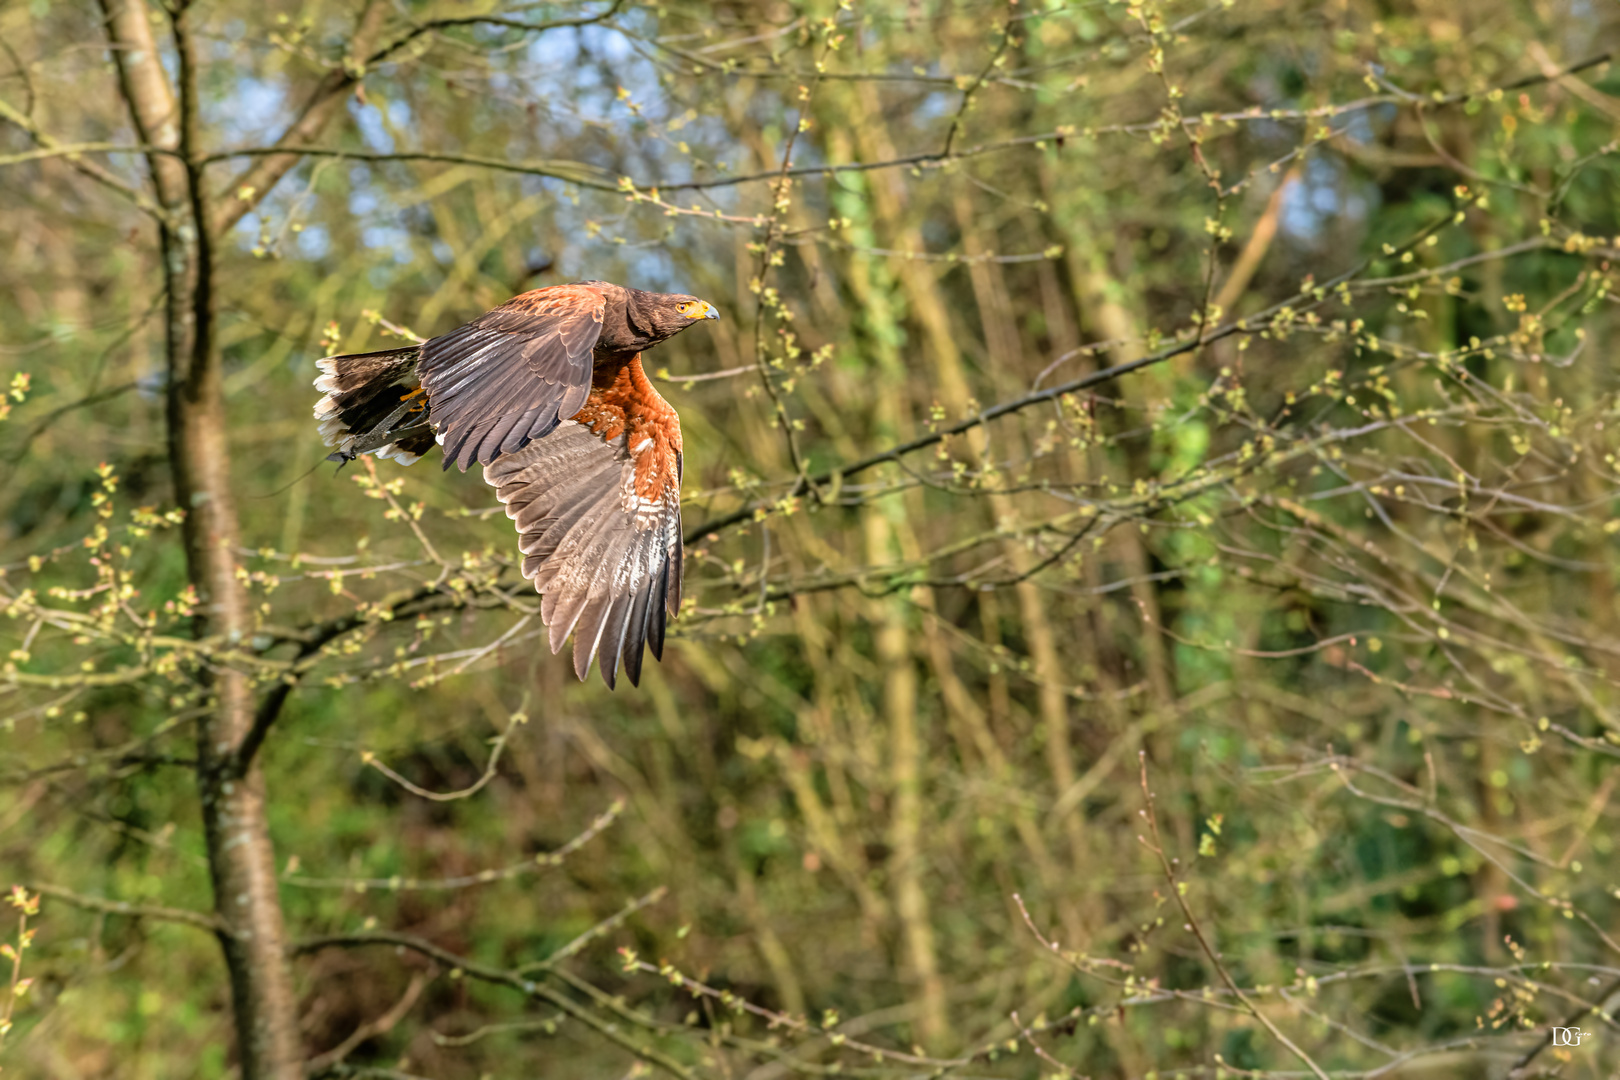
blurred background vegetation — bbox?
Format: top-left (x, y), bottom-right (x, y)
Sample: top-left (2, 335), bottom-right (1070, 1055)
top-left (2, 0), bottom-right (1620, 1076)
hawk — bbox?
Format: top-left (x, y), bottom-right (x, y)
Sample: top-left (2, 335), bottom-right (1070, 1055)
top-left (311, 281), bottom-right (718, 689)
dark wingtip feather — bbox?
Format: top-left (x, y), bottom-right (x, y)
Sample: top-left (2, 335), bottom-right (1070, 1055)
top-left (477, 412), bottom-right (524, 465)
top-left (622, 584), bottom-right (653, 687)
top-left (484, 416), bottom-right (683, 691)
top-left (441, 426), bottom-right (470, 471)
top-left (596, 592), bottom-right (636, 691)
top-left (571, 588), bottom-right (615, 684)
top-left (457, 434), bottom-right (483, 472)
top-left (668, 533), bottom-right (684, 616)
top-left (647, 560), bottom-right (669, 661)
top-left (572, 633), bottom-right (594, 682)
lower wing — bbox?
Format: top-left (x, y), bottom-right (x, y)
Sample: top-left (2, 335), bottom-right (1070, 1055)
top-left (483, 362), bottom-right (683, 688)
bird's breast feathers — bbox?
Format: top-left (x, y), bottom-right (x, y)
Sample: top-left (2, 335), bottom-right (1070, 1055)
top-left (572, 357), bottom-right (683, 519)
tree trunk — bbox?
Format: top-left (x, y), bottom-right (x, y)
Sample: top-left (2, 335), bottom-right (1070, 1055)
top-left (100, 3), bottom-right (302, 1075)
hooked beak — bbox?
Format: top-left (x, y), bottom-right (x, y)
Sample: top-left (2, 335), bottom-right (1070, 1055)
top-left (701, 300), bottom-right (719, 320)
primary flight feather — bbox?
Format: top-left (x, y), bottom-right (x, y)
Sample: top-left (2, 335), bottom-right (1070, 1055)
top-left (311, 281), bottom-right (718, 689)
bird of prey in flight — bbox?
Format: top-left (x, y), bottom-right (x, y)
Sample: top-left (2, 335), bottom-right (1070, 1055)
top-left (312, 281), bottom-right (719, 689)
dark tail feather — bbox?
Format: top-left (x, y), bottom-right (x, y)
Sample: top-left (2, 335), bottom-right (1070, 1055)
top-left (312, 346), bottom-right (436, 466)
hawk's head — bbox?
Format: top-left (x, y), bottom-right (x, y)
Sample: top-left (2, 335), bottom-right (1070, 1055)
top-left (644, 292), bottom-right (720, 340)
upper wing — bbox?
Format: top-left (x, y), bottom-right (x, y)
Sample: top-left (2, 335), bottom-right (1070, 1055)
top-left (419, 284), bottom-right (608, 471)
top-left (483, 357), bottom-right (683, 689)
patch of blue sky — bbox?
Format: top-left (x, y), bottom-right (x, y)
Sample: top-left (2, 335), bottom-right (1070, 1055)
top-left (233, 210), bottom-right (262, 246)
top-left (1280, 156), bottom-right (1371, 250)
top-left (361, 225), bottom-right (416, 264)
top-left (520, 26), bottom-right (648, 111)
top-left (580, 22), bottom-right (634, 64)
top-left (629, 247), bottom-right (681, 291)
top-left (224, 150), bottom-right (315, 252)
top-left (349, 187), bottom-right (379, 218)
top-left (1341, 108), bottom-right (1377, 145)
top-left (1343, 189), bottom-right (1370, 227)
top-left (386, 98), bottom-right (413, 132)
top-left (677, 110), bottom-right (733, 145)
top-left (209, 75), bottom-right (285, 146)
top-left (297, 225), bottom-right (332, 261)
top-left (912, 91), bottom-right (955, 125)
top-left (350, 100), bottom-right (396, 153)
top-left (1279, 161), bottom-right (1330, 242)
top-left (528, 24), bottom-right (581, 69)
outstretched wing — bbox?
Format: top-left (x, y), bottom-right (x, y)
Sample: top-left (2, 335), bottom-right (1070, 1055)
top-left (483, 357), bottom-right (683, 688)
top-left (420, 284), bottom-right (609, 471)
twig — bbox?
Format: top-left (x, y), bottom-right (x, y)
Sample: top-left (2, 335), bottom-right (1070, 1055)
top-left (360, 702), bottom-right (525, 803)
top-left (360, 455), bottom-right (446, 569)
top-left (0, 97), bottom-right (174, 223)
top-left (1010, 1009), bottom-right (1085, 1077)
top-left (432, 614), bottom-right (530, 684)
top-left (0, 887), bottom-right (39, 1047)
top-left (286, 799), bottom-right (623, 891)
top-left (431, 1014), bottom-right (566, 1048)
top-left (517, 885), bottom-right (666, 973)
top-left (27, 882), bottom-right (223, 933)
top-left (306, 970), bottom-right (430, 1073)
top-left (229, 582), bottom-right (474, 777)
top-left (6, 382), bottom-right (140, 464)
top-left (1508, 976), bottom-right (1620, 1079)
top-left (363, 1), bottom-right (629, 70)
top-left (1136, 753), bottom-right (1332, 1080)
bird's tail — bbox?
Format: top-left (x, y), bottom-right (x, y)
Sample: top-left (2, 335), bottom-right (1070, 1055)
top-left (312, 346), bottom-right (436, 466)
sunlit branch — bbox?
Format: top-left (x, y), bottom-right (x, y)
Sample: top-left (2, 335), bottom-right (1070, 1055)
top-left (683, 216), bottom-right (1577, 544)
top-left (0, 98), bottom-right (173, 224)
top-left (28, 882), bottom-right (224, 933)
top-left (230, 582), bottom-right (491, 777)
top-left (200, 145), bottom-right (619, 190)
top-left (364, 0), bottom-right (630, 70)
top-left (358, 702), bottom-right (525, 804)
top-left (1137, 754), bottom-right (1334, 1080)
top-left (284, 800), bottom-right (622, 891)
